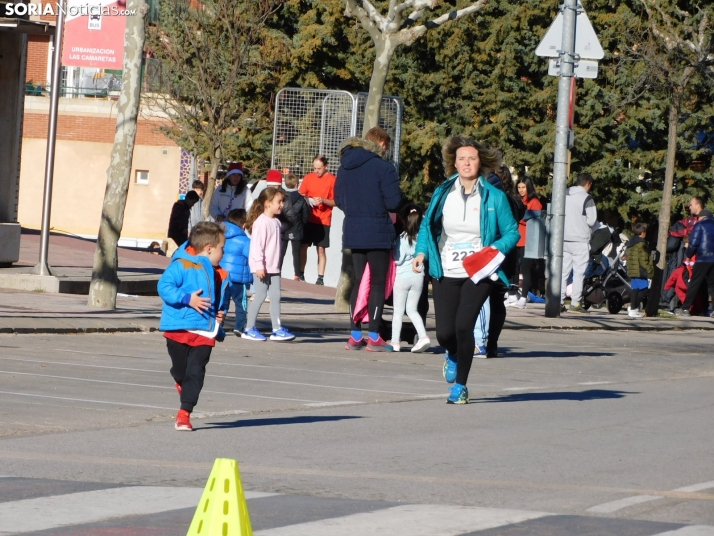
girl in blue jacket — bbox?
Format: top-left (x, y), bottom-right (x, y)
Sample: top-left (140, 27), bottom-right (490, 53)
top-left (413, 136), bottom-right (519, 404)
top-left (220, 209), bottom-right (252, 334)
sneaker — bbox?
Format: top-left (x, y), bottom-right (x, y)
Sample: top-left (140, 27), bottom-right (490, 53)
top-left (505, 294), bottom-right (518, 306)
top-left (293, 275), bottom-right (300, 281)
top-left (175, 382), bottom-right (182, 396)
top-left (443, 352), bottom-right (457, 383)
top-left (345, 336), bottom-right (367, 350)
top-left (242, 327), bottom-right (267, 341)
top-left (675, 308), bottom-right (691, 317)
top-left (298, 274), bottom-right (305, 282)
top-left (270, 327), bottom-right (295, 341)
top-left (232, 329), bottom-right (242, 337)
top-left (315, 276), bottom-right (324, 286)
top-left (560, 304), bottom-right (567, 313)
top-left (447, 383), bottom-right (469, 404)
top-left (628, 308), bottom-right (644, 318)
top-left (411, 336), bottom-right (431, 353)
top-left (391, 342), bottom-right (401, 352)
top-left (366, 336), bottom-right (393, 352)
top-left (512, 297), bottom-right (527, 309)
top-left (474, 343), bottom-right (487, 358)
top-left (175, 409), bottom-right (192, 431)
top-left (568, 304), bottom-right (588, 314)
top-left (486, 345), bottom-right (499, 358)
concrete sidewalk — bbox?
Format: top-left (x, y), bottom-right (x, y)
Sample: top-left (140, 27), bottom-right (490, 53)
top-left (0, 281), bottom-right (711, 334)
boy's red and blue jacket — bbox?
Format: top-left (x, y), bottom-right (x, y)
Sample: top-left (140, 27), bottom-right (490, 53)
top-left (158, 243), bottom-right (229, 333)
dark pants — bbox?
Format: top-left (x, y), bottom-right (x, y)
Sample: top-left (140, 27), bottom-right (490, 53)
top-left (280, 238), bottom-right (302, 275)
top-left (682, 262), bottom-right (714, 310)
top-left (508, 246), bottom-right (524, 295)
top-left (631, 288), bottom-right (648, 310)
top-left (350, 249), bottom-right (391, 333)
top-left (166, 339), bottom-right (212, 413)
top-left (433, 277), bottom-right (505, 386)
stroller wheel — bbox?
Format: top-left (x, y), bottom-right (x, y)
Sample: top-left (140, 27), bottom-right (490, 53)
top-left (607, 292), bottom-right (624, 314)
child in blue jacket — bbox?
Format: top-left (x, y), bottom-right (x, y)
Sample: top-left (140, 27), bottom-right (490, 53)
top-left (220, 209), bottom-right (252, 335)
top-left (158, 222), bottom-right (229, 431)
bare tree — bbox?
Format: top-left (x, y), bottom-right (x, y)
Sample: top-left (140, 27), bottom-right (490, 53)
top-left (145, 0), bottom-right (287, 218)
top-left (637, 0), bottom-right (713, 315)
top-left (88, 0), bottom-right (148, 308)
top-left (343, 0), bottom-right (487, 135)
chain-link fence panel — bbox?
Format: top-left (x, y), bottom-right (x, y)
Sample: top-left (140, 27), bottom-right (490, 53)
top-left (272, 88), bottom-right (403, 175)
top-left (355, 93), bottom-right (403, 172)
top-left (271, 89), bottom-right (356, 177)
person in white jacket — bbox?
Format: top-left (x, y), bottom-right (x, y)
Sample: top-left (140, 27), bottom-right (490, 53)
top-left (209, 162), bottom-right (253, 222)
top-left (561, 173), bottom-right (598, 313)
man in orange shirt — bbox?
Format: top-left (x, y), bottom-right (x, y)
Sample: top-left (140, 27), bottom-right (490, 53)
top-left (299, 155), bottom-right (336, 285)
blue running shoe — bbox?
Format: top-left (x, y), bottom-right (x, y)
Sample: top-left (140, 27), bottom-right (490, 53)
top-left (447, 383), bottom-right (469, 404)
top-left (242, 327), bottom-right (266, 341)
top-left (443, 352), bottom-right (457, 384)
top-left (270, 327), bottom-right (295, 342)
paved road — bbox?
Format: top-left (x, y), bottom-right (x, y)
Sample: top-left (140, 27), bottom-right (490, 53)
top-left (0, 329), bottom-right (713, 534)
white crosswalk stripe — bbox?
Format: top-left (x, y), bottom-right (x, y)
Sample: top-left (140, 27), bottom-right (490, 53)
top-left (254, 504), bottom-right (553, 536)
top-left (0, 486), bottom-right (273, 535)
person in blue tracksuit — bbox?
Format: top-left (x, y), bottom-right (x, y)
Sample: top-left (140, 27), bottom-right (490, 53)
top-left (413, 136), bottom-right (519, 404)
top-left (220, 209), bottom-right (252, 334)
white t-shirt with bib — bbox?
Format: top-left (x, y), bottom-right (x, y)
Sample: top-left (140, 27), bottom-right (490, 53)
top-left (438, 179), bottom-right (483, 278)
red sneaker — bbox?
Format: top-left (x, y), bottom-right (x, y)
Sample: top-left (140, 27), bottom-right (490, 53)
top-left (175, 382), bottom-right (182, 396)
top-left (366, 336), bottom-right (393, 352)
top-left (175, 409), bottom-right (192, 431)
top-left (345, 336), bottom-right (367, 350)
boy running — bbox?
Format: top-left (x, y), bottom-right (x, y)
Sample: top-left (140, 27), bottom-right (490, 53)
top-left (158, 222), bottom-right (229, 431)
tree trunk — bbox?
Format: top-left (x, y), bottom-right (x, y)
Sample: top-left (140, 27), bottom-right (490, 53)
top-left (334, 248), bottom-right (354, 313)
top-left (87, 0), bottom-right (148, 308)
top-left (645, 101), bottom-right (678, 317)
top-left (201, 146), bottom-right (222, 220)
top-left (361, 35), bottom-right (397, 136)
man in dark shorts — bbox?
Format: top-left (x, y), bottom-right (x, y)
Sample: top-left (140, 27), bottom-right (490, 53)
top-left (299, 155), bottom-right (337, 285)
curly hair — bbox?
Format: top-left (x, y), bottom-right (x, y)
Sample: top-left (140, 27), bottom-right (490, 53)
top-left (441, 136), bottom-right (502, 178)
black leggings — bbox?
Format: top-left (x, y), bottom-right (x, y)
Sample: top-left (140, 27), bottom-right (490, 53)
top-left (433, 277), bottom-right (506, 385)
top-left (280, 238), bottom-right (302, 276)
top-left (350, 249), bottom-right (391, 333)
top-left (166, 339), bottom-right (212, 413)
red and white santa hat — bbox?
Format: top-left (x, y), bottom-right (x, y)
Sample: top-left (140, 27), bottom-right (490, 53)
top-left (463, 246), bottom-right (505, 284)
top-left (266, 169), bottom-right (283, 186)
top-left (226, 162), bottom-right (244, 178)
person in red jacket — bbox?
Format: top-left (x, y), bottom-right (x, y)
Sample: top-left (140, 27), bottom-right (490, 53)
top-left (508, 177), bottom-right (543, 309)
top-left (666, 256), bottom-right (706, 316)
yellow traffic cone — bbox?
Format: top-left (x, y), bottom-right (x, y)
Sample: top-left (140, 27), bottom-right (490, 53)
top-left (187, 458), bottom-right (253, 536)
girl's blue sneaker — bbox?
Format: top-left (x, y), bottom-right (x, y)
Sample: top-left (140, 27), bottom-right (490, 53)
top-left (447, 383), bottom-right (469, 404)
top-left (443, 352), bottom-right (457, 384)
top-left (270, 328), bottom-right (295, 341)
top-left (242, 327), bottom-right (266, 341)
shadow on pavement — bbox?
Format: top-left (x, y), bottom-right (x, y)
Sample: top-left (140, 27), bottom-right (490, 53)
top-left (503, 350), bottom-right (615, 358)
top-left (472, 389), bottom-right (636, 403)
top-left (199, 415), bottom-right (362, 430)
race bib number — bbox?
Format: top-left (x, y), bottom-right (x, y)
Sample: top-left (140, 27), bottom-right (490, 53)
top-left (444, 241), bottom-right (480, 271)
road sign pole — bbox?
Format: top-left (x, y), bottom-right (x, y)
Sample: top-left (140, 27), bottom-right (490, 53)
top-left (545, 0), bottom-right (578, 318)
top-left (31, 0), bottom-right (66, 277)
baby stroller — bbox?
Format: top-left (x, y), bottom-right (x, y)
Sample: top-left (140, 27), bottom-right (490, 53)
top-left (582, 231), bottom-right (631, 314)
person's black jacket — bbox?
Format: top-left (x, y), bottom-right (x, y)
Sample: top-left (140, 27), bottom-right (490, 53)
top-left (283, 189), bottom-right (310, 241)
top-left (277, 191), bottom-right (297, 241)
top-left (167, 200), bottom-right (192, 246)
top-left (334, 137), bottom-right (403, 250)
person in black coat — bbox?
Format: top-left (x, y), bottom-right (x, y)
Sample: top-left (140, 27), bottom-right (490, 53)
top-left (167, 190), bottom-right (200, 254)
top-left (281, 173), bottom-right (311, 278)
top-left (334, 127), bottom-right (404, 351)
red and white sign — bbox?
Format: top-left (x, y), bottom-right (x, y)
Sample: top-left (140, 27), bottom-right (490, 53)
top-left (62, 0), bottom-right (127, 68)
